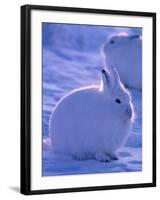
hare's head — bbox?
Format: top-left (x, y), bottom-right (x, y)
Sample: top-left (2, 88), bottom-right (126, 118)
top-left (103, 34), bottom-right (142, 52)
top-left (101, 67), bottom-right (134, 122)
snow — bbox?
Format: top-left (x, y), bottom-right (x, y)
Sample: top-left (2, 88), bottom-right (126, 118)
top-left (42, 23), bottom-right (142, 176)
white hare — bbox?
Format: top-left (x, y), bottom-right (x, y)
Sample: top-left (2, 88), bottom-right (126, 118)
top-left (49, 67), bottom-right (134, 162)
top-left (102, 34), bottom-right (142, 90)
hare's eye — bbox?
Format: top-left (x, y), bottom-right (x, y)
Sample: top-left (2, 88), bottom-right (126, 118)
top-left (116, 99), bottom-right (121, 104)
top-left (110, 40), bottom-right (115, 44)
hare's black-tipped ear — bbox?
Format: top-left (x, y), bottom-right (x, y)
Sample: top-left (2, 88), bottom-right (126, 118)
top-left (101, 69), bottom-right (112, 89)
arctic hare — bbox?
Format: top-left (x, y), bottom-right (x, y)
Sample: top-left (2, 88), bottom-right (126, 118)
top-left (49, 67), bottom-right (134, 162)
top-left (102, 34), bottom-right (142, 90)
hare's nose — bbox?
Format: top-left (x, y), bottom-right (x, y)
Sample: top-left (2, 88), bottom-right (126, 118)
top-left (126, 106), bottom-right (132, 118)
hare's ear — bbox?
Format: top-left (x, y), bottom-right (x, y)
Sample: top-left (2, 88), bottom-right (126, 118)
top-left (101, 69), bottom-right (113, 90)
top-left (111, 67), bottom-right (120, 87)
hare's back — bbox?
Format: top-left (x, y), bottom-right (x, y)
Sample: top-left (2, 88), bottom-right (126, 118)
top-left (49, 86), bottom-right (101, 150)
top-left (54, 86), bottom-right (100, 115)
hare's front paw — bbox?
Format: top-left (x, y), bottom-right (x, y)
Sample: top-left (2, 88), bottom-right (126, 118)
top-left (109, 152), bottom-right (119, 160)
top-left (95, 152), bottom-right (111, 162)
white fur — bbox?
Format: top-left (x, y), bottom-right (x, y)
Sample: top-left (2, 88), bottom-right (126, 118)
top-left (49, 67), bottom-right (134, 162)
top-left (102, 34), bottom-right (142, 90)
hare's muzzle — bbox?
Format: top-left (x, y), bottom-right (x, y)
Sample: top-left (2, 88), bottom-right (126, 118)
top-left (126, 106), bottom-right (132, 119)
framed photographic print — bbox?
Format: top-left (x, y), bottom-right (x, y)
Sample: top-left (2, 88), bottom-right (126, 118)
top-left (21, 4), bottom-right (156, 195)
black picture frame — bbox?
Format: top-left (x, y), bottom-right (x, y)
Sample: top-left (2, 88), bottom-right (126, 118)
top-left (21, 4), bottom-right (156, 195)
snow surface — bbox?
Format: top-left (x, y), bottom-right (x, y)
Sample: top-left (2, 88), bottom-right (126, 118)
top-left (42, 24), bottom-right (142, 176)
